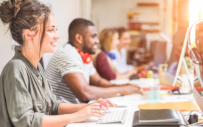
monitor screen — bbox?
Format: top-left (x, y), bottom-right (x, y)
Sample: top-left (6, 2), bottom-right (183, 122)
top-left (165, 28), bottom-right (188, 86)
top-left (167, 29), bottom-right (187, 76)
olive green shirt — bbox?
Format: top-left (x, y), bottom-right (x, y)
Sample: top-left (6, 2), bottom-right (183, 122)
top-left (0, 51), bottom-right (61, 127)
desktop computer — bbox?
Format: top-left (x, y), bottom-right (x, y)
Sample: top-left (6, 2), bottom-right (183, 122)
top-left (132, 26), bottom-right (203, 127)
top-left (165, 28), bottom-right (190, 86)
top-left (165, 28), bottom-right (194, 94)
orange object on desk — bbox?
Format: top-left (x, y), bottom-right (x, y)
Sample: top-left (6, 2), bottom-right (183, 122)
top-left (138, 101), bottom-right (198, 111)
top-left (142, 86), bottom-right (177, 91)
top-left (142, 86), bottom-right (203, 91)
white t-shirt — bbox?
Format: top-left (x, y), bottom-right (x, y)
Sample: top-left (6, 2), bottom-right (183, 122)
top-left (111, 48), bottom-right (134, 74)
top-left (45, 43), bottom-right (96, 103)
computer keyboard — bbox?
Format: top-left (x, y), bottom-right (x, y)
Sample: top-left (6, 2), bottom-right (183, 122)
top-left (97, 110), bottom-right (128, 124)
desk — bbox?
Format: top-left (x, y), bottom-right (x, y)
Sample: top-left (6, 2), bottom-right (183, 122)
top-left (67, 78), bottom-right (194, 127)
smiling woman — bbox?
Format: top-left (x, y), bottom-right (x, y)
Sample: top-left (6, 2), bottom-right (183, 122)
top-left (0, 0), bottom-right (116, 127)
top-left (20, 13), bottom-right (60, 68)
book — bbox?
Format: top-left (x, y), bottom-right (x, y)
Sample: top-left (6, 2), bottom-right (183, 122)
top-left (138, 101), bottom-right (198, 111)
top-left (139, 109), bottom-right (180, 123)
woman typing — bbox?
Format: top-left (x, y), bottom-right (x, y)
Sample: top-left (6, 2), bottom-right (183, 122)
top-left (0, 0), bottom-right (116, 127)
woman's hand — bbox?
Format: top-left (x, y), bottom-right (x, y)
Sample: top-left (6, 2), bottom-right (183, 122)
top-left (126, 69), bottom-right (137, 78)
top-left (70, 99), bottom-right (117, 123)
top-left (70, 103), bottom-right (106, 123)
top-left (93, 98), bottom-right (117, 110)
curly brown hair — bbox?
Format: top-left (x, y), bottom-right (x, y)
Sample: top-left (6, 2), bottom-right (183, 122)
top-left (0, 0), bottom-right (51, 46)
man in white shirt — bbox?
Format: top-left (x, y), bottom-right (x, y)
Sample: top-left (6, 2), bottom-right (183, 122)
top-left (45, 18), bottom-right (142, 103)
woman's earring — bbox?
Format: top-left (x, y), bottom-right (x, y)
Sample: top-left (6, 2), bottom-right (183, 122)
top-left (79, 41), bottom-right (82, 44)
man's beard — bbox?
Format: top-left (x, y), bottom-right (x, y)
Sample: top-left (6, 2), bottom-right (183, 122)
top-left (83, 41), bottom-right (96, 55)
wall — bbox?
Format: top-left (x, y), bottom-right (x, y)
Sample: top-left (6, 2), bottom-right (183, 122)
top-left (92, 0), bottom-right (163, 31)
top-left (81, 0), bottom-right (92, 20)
top-left (91, 0), bottom-right (173, 61)
top-left (0, 0), bottom-right (82, 72)
top-left (40, 0), bottom-right (82, 68)
top-left (0, 19), bottom-right (12, 73)
top-left (91, 0), bottom-right (174, 38)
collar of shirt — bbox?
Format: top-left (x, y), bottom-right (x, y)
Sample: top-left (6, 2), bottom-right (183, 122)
top-left (103, 49), bottom-right (116, 60)
top-left (13, 51), bottom-right (41, 78)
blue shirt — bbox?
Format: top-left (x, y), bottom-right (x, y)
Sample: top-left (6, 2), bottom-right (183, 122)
top-left (110, 48), bottom-right (134, 74)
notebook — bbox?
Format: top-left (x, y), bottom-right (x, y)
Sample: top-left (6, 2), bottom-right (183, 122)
top-left (138, 101), bottom-right (198, 111)
top-left (139, 109), bottom-right (179, 123)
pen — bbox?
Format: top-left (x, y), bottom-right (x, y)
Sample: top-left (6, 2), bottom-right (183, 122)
top-left (99, 101), bottom-right (108, 107)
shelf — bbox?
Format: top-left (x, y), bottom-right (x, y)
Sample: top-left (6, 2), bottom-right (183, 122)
top-left (137, 3), bottom-right (159, 7)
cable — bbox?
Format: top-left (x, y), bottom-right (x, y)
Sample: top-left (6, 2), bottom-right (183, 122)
top-left (183, 110), bottom-right (203, 126)
top-left (184, 110), bottom-right (201, 125)
top-left (183, 110), bottom-right (201, 117)
top-left (188, 119), bottom-right (203, 126)
top-left (189, 19), bottom-right (203, 46)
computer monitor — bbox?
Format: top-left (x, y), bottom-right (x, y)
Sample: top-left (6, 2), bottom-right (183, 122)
top-left (151, 41), bottom-right (167, 71)
top-left (165, 28), bottom-right (190, 87)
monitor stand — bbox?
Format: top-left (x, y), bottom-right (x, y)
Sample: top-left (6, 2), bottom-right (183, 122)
top-left (193, 62), bottom-right (203, 96)
top-left (182, 57), bottom-right (194, 93)
top-left (170, 58), bottom-right (193, 95)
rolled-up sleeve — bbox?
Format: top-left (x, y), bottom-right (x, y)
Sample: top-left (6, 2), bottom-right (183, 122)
top-left (49, 83), bottom-right (62, 115)
top-left (50, 99), bottom-right (61, 115)
top-left (3, 63), bottom-right (44, 127)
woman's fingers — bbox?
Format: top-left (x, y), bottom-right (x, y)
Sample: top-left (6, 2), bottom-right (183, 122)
top-left (94, 98), bottom-right (118, 108)
top-left (91, 104), bottom-right (107, 111)
top-left (91, 113), bottom-right (105, 118)
top-left (103, 100), bottom-right (117, 107)
top-left (89, 107), bottom-right (106, 118)
top-left (106, 100), bottom-right (117, 107)
top-left (99, 98), bottom-right (117, 107)
top-left (90, 105), bottom-right (101, 110)
top-left (91, 110), bottom-right (104, 115)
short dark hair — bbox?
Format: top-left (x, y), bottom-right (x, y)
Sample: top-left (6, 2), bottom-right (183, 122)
top-left (68, 18), bottom-right (94, 42)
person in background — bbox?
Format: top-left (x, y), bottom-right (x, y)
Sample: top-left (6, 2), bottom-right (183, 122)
top-left (111, 27), bottom-right (146, 74)
top-left (45, 18), bottom-right (142, 104)
top-left (94, 28), bottom-right (137, 81)
top-left (0, 1), bottom-right (116, 127)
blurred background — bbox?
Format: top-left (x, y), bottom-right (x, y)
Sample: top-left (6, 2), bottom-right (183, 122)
top-left (0, 0), bottom-right (203, 73)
